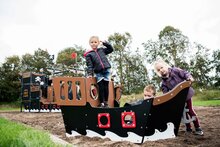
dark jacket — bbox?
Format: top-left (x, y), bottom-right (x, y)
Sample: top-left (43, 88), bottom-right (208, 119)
top-left (85, 42), bottom-right (113, 76)
top-left (161, 67), bottom-right (194, 100)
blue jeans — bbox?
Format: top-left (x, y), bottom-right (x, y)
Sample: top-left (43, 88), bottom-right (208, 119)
top-left (95, 68), bottom-right (111, 83)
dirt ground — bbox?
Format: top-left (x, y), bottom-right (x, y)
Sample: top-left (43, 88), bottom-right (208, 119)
top-left (0, 106), bottom-right (220, 147)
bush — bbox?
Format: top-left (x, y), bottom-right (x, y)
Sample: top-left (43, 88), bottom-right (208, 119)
top-left (194, 89), bottom-right (220, 101)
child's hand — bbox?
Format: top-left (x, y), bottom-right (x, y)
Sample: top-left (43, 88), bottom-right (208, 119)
top-left (101, 40), bottom-right (107, 43)
top-left (101, 40), bottom-right (108, 46)
top-left (187, 77), bottom-right (194, 82)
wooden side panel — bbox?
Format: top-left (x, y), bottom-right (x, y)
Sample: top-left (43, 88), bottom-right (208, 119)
top-left (52, 76), bottom-right (117, 107)
top-left (53, 77), bottom-right (86, 106)
top-left (47, 86), bottom-right (54, 102)
top-left (40, 86), bottom-right (55, 104)
top-left (153, 81), bottom-right (191, 106)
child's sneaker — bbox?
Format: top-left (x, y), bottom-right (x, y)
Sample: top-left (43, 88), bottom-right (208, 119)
top-left (186, 128), bottom-right (193, 134)
top-left (103, 102), bottom-right (109, 108)
top-left (195, 127), bottom-right (204, 136)
top-left (98, 103), bottom-right (105, 108)
top-left (98, 102), bottom-right (109, 108)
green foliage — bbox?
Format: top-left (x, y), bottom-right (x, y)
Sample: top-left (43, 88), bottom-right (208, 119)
top-left (56, 46), bottom-right (86, 76)
top-left (108, 32), bottom-right (149, 94)
top-left (21, 53), bottom-right (35, 71)
top-left (21, 48), bottom-right (54, 75)
top-left (210, 49), bottom-right (220, 87)
top-left (0, 56), bottom-right (21, 102)
top-left (57, 46), bottom-right (83, 66)
top-left (142, 40), bottom-right (160, 63)
top-left (122, 51), bottom-right (149, 94)
top-left (158, 26), bottom-right (189, 66)
top-left (108, 32), bottom-right (132, 87)
top-left (189, 43), bottom-right (212, 87)
top-left (33, 48), bottom-right (52, 74)
top-left (194, 89), bottom-right (220, 101)
top-left (0, 118), bottom-right (65, 147)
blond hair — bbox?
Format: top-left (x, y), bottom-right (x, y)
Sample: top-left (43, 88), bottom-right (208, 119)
top-left (153, 59), bottom-right (171, 77)
top-left (144, 85), bottom-right (156, 96)
top-left (89, 36), bottom-right (99, 42)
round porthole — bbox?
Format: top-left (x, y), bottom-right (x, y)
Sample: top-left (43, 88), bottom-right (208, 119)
top-left (91, 84), bottom-right (99, 100)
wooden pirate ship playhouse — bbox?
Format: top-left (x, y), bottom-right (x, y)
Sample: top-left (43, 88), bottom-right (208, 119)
top-left (20, 72), bottom-right (60, 112)
top-left (48, 76), bottom-right (191, 143)
top-left (20, 72), bottom-right (121, 112)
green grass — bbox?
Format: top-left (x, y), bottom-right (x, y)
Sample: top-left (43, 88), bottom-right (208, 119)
top-left (0, 100), bottom-right (21, 112)
top-left (0, 106), bottom-right (20, 111)
top-left (192, 89), bottom-right (220, 106)
top-left (0, 117), bottom-right (68, 147)
top-left (0, 101), bottom-right (20, 111)
top-left (193, 99), bottom-right (220, 107)
top-left (194, 89), bottom-right (220, 101)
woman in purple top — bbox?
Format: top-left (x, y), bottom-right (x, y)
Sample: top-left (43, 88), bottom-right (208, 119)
top-left (153, 59), bottom-right (203, 136)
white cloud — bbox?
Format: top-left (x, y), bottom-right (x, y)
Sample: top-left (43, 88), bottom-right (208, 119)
top-left (0, 0), bottom-right (220, 63)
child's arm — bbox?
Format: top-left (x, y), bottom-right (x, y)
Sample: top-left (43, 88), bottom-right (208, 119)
top-left (85, 55), bottom-right (94, 77)
top-left (102, 41), bottom-right (113, 54)
top-left (175, 67), bottom-right (194, 82)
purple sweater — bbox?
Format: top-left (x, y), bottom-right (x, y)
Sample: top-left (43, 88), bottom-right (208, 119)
top-left (161, 67), bottom-right (194, 101)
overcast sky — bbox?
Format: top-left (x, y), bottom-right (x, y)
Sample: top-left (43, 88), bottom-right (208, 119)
top-left (0, 0), bottom-right (220, 64)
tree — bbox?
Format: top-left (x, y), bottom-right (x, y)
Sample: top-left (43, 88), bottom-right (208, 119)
top-left (56, 45), bottom-right (86, 76)
top-left (210, 49), bottom-right (220, 87)
top-left (0, 56), bottom-right (21, 101)
top-left (108, 32), bottom-right (150, 94)
top-left (142, 40), bottom-right (163, 86)
top-left (159, 26), bottom-right (190, 66)
top-left (21, 53), bottom-right (35, 72)
top-left (33, 48), bottom-right (53, 74)
top-left (108, 32), bottom-right (132, 88)
top-left (142, 40), bottom-right (160, 64)
top-left (21, 48), bottom-right (53, 74)
top-left (123, 50), bottom-right (149, 94)
top-left (189, 43), bottom-right (212, 87)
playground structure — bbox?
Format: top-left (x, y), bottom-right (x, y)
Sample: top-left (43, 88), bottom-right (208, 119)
top-left (20, 72), bottom-right (121, 112)
top-left (20, 72), bottom-right (59, 112)
top-left (20, 71), bottom-right (191, 143)
top-left (52, 78), bottom-right (191, 143)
